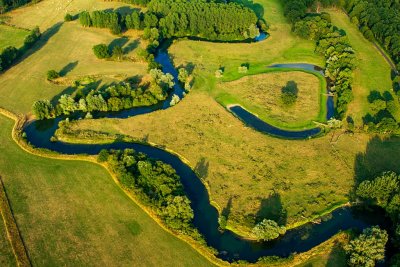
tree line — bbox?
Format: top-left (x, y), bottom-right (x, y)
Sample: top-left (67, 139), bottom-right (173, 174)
top-left (80, 0), bottom-right (260, 41)
top-left (32, 69), bottom-right (174, 120)
top-left (344, 0), bottom-right (400, 73)
top-left (0, 26), bottom-right (40, 72)
top-left (281, 0), bottom-right (356, 119)
top-left (0, 0), bottom-right (41, 13)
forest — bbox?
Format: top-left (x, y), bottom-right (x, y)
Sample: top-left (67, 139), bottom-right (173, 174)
top-left (80, 0), bottom-right (260, 41)
top-left (344, 0), bottom-right (400, 72)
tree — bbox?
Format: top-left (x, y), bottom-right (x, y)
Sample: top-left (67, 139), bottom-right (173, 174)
top-left (161, 196), bottom-right (194, 230)
top-left (64, 13), bottom-right (73, 22)
top-left (344, 226), bottom-right (388, 267)
top-left (92, 44), bottom-right (110, 59)
top-left (112, 45), bottom-right (124, 60)
top-left (58, 94), bottom-right (77, 114)
top-left (47, 70), bottom-right (60, 80)
top-left (251, 219), bottom-right (286, 241)
top-left (97, 149), bottom-right (109, 162)
top-left (32, 100), bottom-right (54, 120)
top-left (281, 81), bottom-right (298, 106)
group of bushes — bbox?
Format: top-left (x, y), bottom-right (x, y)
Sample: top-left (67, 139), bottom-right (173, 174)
top-left (0, 26), bottom-right (41, 72)
top-left (79, 0), bottom-right (261, 41)
top-left (32, 69), bottom-right (174, 120)
top-left (92, 43), bottom-right (124, 60)
top-left (99, 148), bottom-right (201, 237)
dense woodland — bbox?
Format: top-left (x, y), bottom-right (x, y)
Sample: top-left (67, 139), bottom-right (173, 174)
top-left (80, 0), bottom-right (260, 40)
top-left (0, 0), bottom-right (41, 13)
top-left (344, 0), bottom-right (400, 73)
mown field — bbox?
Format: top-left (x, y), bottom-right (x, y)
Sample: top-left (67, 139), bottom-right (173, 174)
top-left (0, 114), bottom-right (213, 266)
top-left (217, 71), bottom-right (323, 129)
top-left (0, 24), bottom-right (29, 51)
top-left (0, 0), bottom-right (147, 114)
top-left (0, 215), bottom-right (16, 267)
top-left (325, 9), bottom-right (399, 125)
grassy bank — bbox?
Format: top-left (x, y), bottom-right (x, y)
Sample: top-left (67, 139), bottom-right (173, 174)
top-left (0, 113), bottom-right (214, 266)
top-left (0, 209), bottom-right (17, 267)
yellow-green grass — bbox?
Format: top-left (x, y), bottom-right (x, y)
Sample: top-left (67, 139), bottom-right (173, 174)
top-left (0, 114), bottom-right (213, 266)
top-left (0, 21), bottom-right (147, 114)
top-left (216, 70), bottom-right (326, 130)
top-left (325, 9), bottom-right (398, 125)
top-left (0, 215), bottom-right (17, 267)
top-left (58, 88), bottom-right (400, 237)
top-left (0, 25), bottom-right (29, 51)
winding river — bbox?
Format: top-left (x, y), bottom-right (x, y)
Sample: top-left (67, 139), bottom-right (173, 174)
top-left (22, 44), bottom-right (384, 263)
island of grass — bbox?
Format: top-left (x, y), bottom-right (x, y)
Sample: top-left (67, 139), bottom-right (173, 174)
top-left (217, 68), bottom-right (327, 130)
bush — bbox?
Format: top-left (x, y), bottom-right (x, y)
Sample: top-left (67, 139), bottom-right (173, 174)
top-left (92, 44), bottom-right (110, 59)
top-left (47, 70), bottom-right (60, 80)
top-left (281, 81), bottom-right (298, 106)
top-left (251, 219), bottom-right (286, 241)
top-left (97, 149), bottom-right (109, 162)
top-left (64, 13), bottom-right (73, 22)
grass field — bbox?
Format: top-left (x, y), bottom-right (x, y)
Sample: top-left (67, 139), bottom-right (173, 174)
top-left (0, 116), bottom-right (213, 266)
top-left (0, 216), bottom-right (16, 267)
top-left (0, 1), bottom-right (147, 115)
top-left (0, 25), bottom-right (29, 51)
top-left (217, 71), bottom-right (324, 129)
top-left (325, 9), bottom-right (398, 125)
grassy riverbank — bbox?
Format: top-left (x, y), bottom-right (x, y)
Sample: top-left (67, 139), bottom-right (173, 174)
top-left (0, 114), bottom-right (213, 266)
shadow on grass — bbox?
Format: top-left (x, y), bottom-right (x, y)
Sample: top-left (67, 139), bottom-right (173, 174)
top-left (124, 39), bottom-right (140, 54)
top-left (255, 192), bottom-right (287, 225)
top-left (109, 37), bottom-right (129, 51)
top-left (195, 157), bottom-right (209, 180)
top-left (326, 242), bottom-right (347, 267)
top-left (354, 135), bottom-right (400, 188)
top-left (59, 61), bottom-right (78, 76)
top-left (230, 0), bottom-right (264, 19)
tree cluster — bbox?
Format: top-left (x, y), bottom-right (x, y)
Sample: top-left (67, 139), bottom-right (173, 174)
top-left (0, 26), bottom-right (40, 72)
top-left (0, 0), bottom-right (41, 13)
top-left (99, 148), bottom-right (196, 233)
top-left (32, 70), bottom-right (174, 120)
top-left (356, 171), bottom-right (400, 264)
top-left (251, 219), bottom-right (286, 241)
top-left (79, 10), bottom-right (122, 34)
top-left (344, 0), bottom-right (400, 73)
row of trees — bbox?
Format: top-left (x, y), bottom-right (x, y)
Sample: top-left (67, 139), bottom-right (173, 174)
top-left (99, 148), bottom-right (199, 235)
top-left (287, 9), bottom-right (356, 119)
top-left (0, 26), bottom-right (40, 72)
top-left (80, 0), bottom-right (260, 41)
top-left (32, 69), bottom-right (174, 120)
top-left (344, 0), bottom-right (400, 72)
top-left (355, 171), bottom-right (400, 266)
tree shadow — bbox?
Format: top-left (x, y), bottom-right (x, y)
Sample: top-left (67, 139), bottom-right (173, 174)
top-left (115, 6), bottom-right (140, 15)
top-left (255, 192), bottom-right (287, 225)
top-left (123, 39), bottom-right (140, 54)
top-left (230, 0), bottom-right (264, 19)
top-left (109, 37), bottom-right (129, 51)
top-left (9, 22), bottom-right (63, 68)
top-left (195, 157), bottom-right (209, 180)
top-left (59, 61), bottom-right (78, 76)
top-left (354, 136), bottom-right (400, 190)
top-left (50, 85), bottom-right (76, 106)
top-left (367, 90), bottom-right (384, 103)
top-left (221, 197), bottom-right (233, 219)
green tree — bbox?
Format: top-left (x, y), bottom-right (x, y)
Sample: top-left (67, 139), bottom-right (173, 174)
top-left (344, 226), bottom-right (388, 267)
top-left (178, 68), bottom-right (188, 83)
top-left (251, 219), bottom-right (286, 241)
top-left (32, 100), bottom-right (54, 120)
top-left (112, 45), bottom-right (124, 60)
top-left (281, 81), bottom-right (298, 106)
top-left (47, 69), bottom-right (60, 80)
top-left (92, 44), bottom-right (110, 59)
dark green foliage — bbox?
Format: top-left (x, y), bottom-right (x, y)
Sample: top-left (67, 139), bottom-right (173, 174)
top-left (79, 10), bottom-right (122, 34)
top-left (104, 149), bottom-right (196, 232)
top-left (0, 46), bottom-right (18, 70)
top-left (46, 70), bottom-right (60, 80)
top-left (64, 13), bottom-right (73, 22)
top-left (0, 0), bottom-right (40, 13)
top-left (125, 10), bottom-right (141, 30)
top-left (32, 100), bottom-right (54, 120)
top-left (92, 44), bottom-right (110, 59)
top-left (23, 26), bottom-right (41, 49)
top-left (344, 226), bottom-right (388, 267)
top-left (345, 0), bottom-right (400, 72)
top-left (97, 149), bottom-right (109, 162)
top-left (281, 81), bottom-right (298, 106)
top-left (117, 0), bottom-right (149, 6)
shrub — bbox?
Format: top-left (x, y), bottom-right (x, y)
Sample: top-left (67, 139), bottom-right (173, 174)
top-left (92, 44), bottom-right (110, 59)
top-left (47, 70), bottom-right (60, 80)
top-left (64, 13), bottom-right (73, 22)
top-left (281, 81), bottom-right (298, 106)
top-left (251, 219), bottom-right (286, 241)
top-left (97, 149), bottom-right (109, 162)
